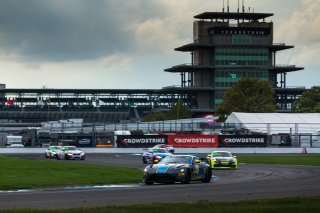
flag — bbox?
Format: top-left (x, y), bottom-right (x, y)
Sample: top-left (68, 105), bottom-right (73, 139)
top-left (6, 99), bottom-right (14, 105)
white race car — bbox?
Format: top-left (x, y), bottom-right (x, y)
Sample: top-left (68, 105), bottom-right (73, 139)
top-left (62, 146), bottom-right (86, 160)
top-left (45, 146), bottom-right (62, 159)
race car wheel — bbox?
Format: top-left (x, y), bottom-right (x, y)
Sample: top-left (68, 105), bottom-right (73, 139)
top-left (202, 168), bottom-right (212, 183)
top-left (45, 154), bottom-right (49, 159)
top-left (182, 170), bottom-right (191, 184)
top-left (145, 181), bottom-right (153, 185)
top-left (142, 157), bottom-right (147, 164)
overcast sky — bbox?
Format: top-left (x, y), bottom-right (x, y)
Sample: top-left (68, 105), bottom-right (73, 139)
top-left (0, 0), bottom-right (319, 89)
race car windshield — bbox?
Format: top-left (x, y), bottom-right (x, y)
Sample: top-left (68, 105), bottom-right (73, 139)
top-left (160, 156), bottom-right (191, 164)
top-left (64, 147), bottom-right (77, 150)
top-left (213, 152), bottom-right (232, 157)
top-left (153, 149), bottom-right (168, 153)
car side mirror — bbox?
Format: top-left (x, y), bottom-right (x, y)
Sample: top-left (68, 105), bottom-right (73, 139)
top-left (153, 160), bottom-right (159, 164)
top-left (194, 159), bottom-right (201, 164)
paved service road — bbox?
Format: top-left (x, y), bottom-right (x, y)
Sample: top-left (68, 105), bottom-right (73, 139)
top-left (1, 154), bottom-right (320, 210)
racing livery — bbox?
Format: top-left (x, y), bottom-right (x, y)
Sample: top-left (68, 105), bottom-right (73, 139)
top-left (152, 144), bottom-right (175, 153)
top-left (142, 147), bottom-right (172, 164)
top-left (62, 146), bottom-right (86, 160)
top-left (143, 155), bottom-right (212, 184)
top-left (45, 146), bottom-right (62, 159)
top-left (206, 151), bottom-right (238, 169)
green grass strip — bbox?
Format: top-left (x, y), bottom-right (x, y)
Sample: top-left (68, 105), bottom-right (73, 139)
top-left (1, 196), bottom-right (320, 213)
top-left (0, 156), bottom-right (142, 190)
top-left (237, 155), bottom-right (320, 166)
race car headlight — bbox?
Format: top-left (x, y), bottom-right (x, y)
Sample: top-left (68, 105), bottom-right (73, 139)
top-left (178, 169), bottom-right (185, 176)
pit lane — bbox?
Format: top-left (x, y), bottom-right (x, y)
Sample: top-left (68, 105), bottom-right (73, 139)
top-left (0, 153), bottom-right (320, 209)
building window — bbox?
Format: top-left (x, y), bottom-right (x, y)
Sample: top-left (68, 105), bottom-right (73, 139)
top-left (213, 48), bottom-right (269, 66)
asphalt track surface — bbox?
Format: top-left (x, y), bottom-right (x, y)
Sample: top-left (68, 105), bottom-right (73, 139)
top-left (1, 153), bottom-right (320, 210)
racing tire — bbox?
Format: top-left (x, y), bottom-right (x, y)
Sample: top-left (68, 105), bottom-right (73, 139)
top-left (142, 157), bottom-right (147, 164)
top-left (144, 181), bottom-right (153, 185)
top-left (65, 155), bottom-right (69, 160)
top-left (205, 158), bottom-right (211, 165)
top-left (182, 170), bottom-right (191, 184)
top-left (45, 154), bottom-right (49, 159)
top-left (202, 168), bottom-right (212, 183)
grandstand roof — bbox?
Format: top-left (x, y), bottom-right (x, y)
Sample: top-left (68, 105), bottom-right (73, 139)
top-left (225, 112), bottom-right (320, 134)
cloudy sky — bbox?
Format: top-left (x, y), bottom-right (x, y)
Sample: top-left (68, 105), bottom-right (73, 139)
top-left (0, 0), bottom-right (319, 89)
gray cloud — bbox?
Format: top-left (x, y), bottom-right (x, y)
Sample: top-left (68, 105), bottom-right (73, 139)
top-left (0, 0), bottom-right (167, 62)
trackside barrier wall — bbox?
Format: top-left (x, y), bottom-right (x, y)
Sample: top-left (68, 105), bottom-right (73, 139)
top-left (1, 147), bottom-right (320, 154)
top-left (115, 134), bottom-right (265, 148)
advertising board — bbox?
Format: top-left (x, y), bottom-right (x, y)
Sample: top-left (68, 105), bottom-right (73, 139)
top-left (218, 135), bottom-right (267, 147)
top-left (167, 134), bottom-right (218, 148)
top-left (116, 135), bottom-right (167, 148)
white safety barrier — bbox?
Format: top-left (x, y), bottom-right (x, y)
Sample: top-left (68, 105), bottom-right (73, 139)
top-left (1, 147), bottom-right (320, 154)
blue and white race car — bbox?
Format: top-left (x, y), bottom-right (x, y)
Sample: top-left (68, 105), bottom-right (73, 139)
top-left (142, 147), bottom-right (172, 164)
top-left (143, 155), bottom-right (212, 184)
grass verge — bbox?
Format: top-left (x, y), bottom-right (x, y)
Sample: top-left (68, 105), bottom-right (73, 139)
top-left (0, 156), bottom-right (142, 190)
top-left (1, 196), bottom-right (320, 213)
top-left (237, 154), bottom-right (320, 166)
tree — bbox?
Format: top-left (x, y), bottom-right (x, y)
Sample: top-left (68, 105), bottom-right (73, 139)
top-left (142, 110), bottom-right (167, 122)
top-left (166, 99), bottom-right (192, 120)
top-left (216, 78), bottom-right (276, 116)
top-left (142, 99), bottom-right (192, 122)
top-left (292, 86), bottom-right (320, 112)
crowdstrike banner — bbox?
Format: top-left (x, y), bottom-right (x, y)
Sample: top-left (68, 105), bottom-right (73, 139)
top-left (168, 135), bottom-right (218, 148)
top-left (218, 135), bottom-right (267, 147)
top-left (116, 135), bottom-right (167, 148)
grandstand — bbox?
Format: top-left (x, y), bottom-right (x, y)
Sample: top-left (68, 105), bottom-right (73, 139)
top-left (0, 88), bottom-right (199, 123)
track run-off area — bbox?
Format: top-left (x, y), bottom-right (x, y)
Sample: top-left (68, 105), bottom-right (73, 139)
top-left (0, 151), bottom-right (320, 210)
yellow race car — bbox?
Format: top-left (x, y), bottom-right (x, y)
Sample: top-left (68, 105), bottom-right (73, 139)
top-left (207, 151), bottom-right (238, 169)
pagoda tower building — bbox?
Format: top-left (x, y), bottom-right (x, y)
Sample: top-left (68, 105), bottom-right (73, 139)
top-left (165, 10), bottom-right (304, 113)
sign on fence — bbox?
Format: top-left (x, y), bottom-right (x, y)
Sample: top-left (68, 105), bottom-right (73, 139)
top-left (167, 134), bottom-right (218, 148)
top-left (218, 135), bottom-right (267, 147)
top-left (116, 135), bottom-right (167, 148)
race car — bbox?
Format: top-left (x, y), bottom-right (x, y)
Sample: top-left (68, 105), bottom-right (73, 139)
top-left (62, 146), bottom-right (86, 160)
top-left (45, 146), bottom-right (62, 159)
top-left (143, 155), bottom-right (212, 184)
top-left (152, 144), bottom-right (175, 153)
top-left (142, 147), bottom-right (172, 164)
top-left (206, 151), bottom-right (238, 169)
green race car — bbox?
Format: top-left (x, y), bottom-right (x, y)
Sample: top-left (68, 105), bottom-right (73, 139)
top-left (206, 151), bottom-right (238, 169)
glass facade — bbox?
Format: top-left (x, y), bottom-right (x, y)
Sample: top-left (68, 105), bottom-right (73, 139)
top-left (214, 69), bottom-right (269, 88)
top-left (214, 48), bottom-right (269, 66)
top-left (213, 47), bottom-right (270, 107)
